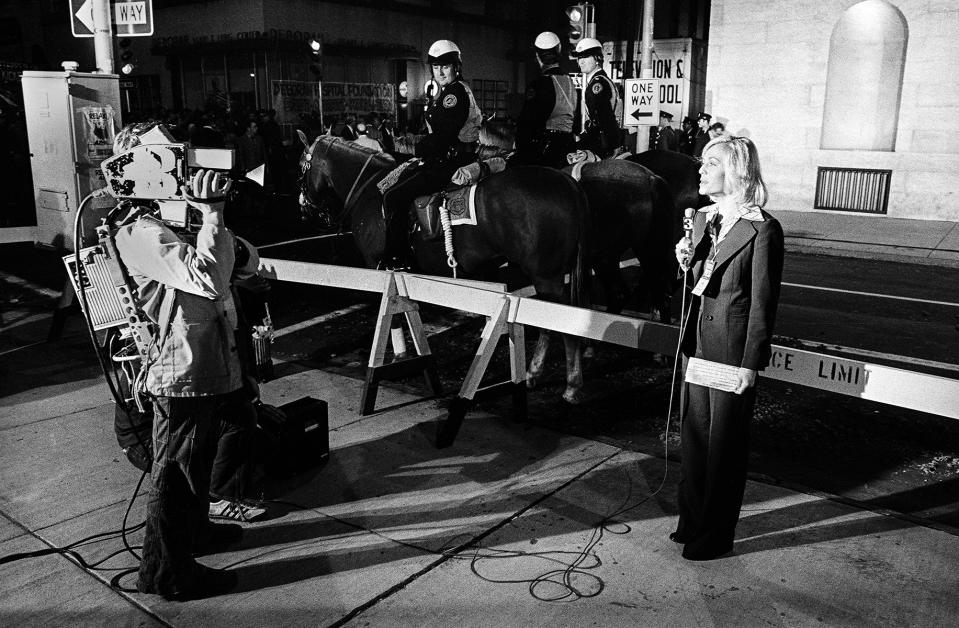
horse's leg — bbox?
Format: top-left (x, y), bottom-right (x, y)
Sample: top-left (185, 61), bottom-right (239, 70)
top-left (561, 333), bottom-right (584, 404)
top-left (390, 324), bottom-right (409, 361)
top-left (585, 257), bottom-right (628, 362)
top-left (526, 330), bottom-right (550, 389)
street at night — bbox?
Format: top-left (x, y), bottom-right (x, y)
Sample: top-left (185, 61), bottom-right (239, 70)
top-left (2, 0), bottom-right (959, 625)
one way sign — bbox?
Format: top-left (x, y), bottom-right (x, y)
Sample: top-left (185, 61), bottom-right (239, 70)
top-left (71, 0), bottom-right (154, 38)
top-left (623, 78), bottom-right (660, 127)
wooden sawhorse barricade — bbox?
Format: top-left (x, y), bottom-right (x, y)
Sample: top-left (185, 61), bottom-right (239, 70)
top-left (257, 260), bottom-right (528, 448)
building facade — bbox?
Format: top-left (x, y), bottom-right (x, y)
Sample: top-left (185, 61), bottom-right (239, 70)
top-left (706, 0), bottom-right (959, 220)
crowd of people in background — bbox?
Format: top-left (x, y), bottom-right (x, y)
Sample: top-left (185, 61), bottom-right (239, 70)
top-left (655, 110), bottom-right (730, 158)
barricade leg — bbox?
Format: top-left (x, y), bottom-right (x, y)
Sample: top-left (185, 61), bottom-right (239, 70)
top-left (437, 299), bottom-right (527, 447)
top-left (361, 274), bottom-right (442, 415)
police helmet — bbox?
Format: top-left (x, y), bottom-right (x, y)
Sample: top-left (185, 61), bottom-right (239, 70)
top-left (574, 38), bottom-right (604, 59)
top-left (427, 40), bottom-right (462, 65)
top-left (534, 31), bottom-right (561, 53)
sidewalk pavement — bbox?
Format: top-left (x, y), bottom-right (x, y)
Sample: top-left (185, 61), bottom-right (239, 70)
top-left (776, 210), bottom-right (959, 267)
top-left (2, 301), bottom-right (959, 626)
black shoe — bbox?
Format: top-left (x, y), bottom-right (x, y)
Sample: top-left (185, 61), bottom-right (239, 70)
top-left (194, 522), bottom-right (244, 556)
top-left (163, 565), bottom-right (238, 601)
top-left (669, 531), bottom-right (691, 544)
top-left (681, 542), bottom-right (734, 561)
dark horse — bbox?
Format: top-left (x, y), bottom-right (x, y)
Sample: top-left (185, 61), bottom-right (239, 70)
top-left (567, 158), bottom-right (681, 322)
top-left (472, 119), bottom-right (685, 321)
top-left (627, 149), bottom-right (711, 213)
top-left (297, 134), bottom-right (591, 403)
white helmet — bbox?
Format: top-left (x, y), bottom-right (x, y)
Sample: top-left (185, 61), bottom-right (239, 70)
top-left (574, 37), bottom-right (603, 58)
top-left (427, 40), bottom-right (461, 65)
top-left (534, 31), bottom-right (561, 52)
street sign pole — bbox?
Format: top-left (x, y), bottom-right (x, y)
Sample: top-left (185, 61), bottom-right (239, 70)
top-left (637, 0), bottom-right (655, 152)
top-left (93, 0), bottom-right (114, 73)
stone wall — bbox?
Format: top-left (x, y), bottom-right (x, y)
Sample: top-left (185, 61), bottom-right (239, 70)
top-left (707, 0), bottom-right (959, 220)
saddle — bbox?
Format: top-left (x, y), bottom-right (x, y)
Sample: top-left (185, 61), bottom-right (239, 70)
top-left (413, 185), bottom-right (475, 241)
top-left (402, 157), bottom-right (506, 240)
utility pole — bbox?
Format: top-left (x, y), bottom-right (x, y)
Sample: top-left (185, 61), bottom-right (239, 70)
top-left (637, 0), bottom-right (655, 152)
top-left (92, 0), bottom-right (114, 73)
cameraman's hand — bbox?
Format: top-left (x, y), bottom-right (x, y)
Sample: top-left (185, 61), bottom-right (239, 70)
top-left (186, 168), bottom-right (231, 215)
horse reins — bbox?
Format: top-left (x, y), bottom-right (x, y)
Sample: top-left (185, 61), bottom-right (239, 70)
top-left (300, 135), bottom-right (381, 225)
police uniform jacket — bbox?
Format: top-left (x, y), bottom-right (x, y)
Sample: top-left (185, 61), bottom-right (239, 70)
top-left (581, 68), bottom-right (620, 156)
top-left (656, 126), bottom-right (679, 151)
top-left (115, 212), bottom-right (259, 397)
top-left (416, 78), bottom-right (482, 166)
top-left (515, 65), bottom-right (577, 150)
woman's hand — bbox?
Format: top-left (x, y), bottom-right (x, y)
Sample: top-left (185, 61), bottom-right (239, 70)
top-left (675, 236), bottom-right (693, 271)
top-left (734, 367), bottom-right (757, 394)
top-left (186, 168), bottom-right (231, 214)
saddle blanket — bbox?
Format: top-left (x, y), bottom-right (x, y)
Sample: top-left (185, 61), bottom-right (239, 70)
top-left (445, 184), bottom-right (478, 226)
top-left (376, 158), bottom-right (420, 195)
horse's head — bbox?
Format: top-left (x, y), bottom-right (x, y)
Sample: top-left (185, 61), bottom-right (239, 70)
top-left (296, 129), bottom-right (339, 227)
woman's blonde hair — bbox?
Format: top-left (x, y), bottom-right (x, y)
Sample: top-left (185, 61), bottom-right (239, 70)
top-left (702, 135), bottom-right (768, 208)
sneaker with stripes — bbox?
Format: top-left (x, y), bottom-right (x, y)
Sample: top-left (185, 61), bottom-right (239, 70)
top-left (208, 499), bottom-right (266, 522)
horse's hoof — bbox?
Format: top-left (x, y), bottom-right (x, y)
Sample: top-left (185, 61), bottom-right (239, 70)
top-left (393, 352), bottom-right (410, 363)
top-left (563, 389), bottom-right (584, 405)
top-left (526, 375), bottom-right (538, 390)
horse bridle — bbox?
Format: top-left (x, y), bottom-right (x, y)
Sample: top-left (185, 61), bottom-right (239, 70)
top-left (300, 135), bottom-right (381, 225)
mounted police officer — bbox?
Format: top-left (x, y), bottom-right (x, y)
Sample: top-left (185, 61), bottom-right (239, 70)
top-left (572, 37), bottom-right (622, 159)
top-left (381, 39), bottom-right (482, 270)
top-left (512, 31), bottom-right (577, 169)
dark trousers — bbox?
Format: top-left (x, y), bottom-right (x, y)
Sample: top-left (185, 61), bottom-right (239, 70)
top-left (382, 163), bottom-right (457, 261)
top-left (209, 392), bottom-right (257, 501)
top-left (676, 379), bottom-right (756, 556)
top-left (138, 390), bottom-right (250, 594)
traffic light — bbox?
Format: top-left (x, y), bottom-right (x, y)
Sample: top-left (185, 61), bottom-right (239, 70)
top-left (118, 37), bottom-right (135, 74)
top-left (566, 4), bottom-right (586, 47)
top-left (307, 37), bottom-right (322, 78)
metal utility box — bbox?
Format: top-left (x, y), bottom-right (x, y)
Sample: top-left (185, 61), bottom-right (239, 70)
top-left (22, 70), bottom-right (121, 251)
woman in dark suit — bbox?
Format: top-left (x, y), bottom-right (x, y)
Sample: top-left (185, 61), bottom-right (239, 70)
top-left (673, 135), bottom-right (785, 560)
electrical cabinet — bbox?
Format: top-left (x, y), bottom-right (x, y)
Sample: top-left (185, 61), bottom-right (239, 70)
top-left (22, 70), bottom-right (121, 250)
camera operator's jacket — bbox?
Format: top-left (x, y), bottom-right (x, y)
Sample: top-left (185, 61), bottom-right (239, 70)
top-left (115, 212), bottom-right (258, 397)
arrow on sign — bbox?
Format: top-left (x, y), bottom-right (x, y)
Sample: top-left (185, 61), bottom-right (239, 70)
top-left (75, 0), bottom-right (95, 34)
top-left (631, 109), bottom-right (653, 119)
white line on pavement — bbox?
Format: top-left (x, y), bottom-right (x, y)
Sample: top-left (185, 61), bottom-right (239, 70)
top-left (273, 303), bottom-right (372, 338)
top-left (782, 282), bottom-right (959, 308)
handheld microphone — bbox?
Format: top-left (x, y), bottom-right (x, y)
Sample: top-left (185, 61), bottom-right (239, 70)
top-left (683, 207), bottom-right (695, 242)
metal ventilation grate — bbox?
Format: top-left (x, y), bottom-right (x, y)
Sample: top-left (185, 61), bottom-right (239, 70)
top-left (814, 166), bottom-right (892, 214)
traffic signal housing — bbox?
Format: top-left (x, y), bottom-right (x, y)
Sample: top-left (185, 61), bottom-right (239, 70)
top-left (566, 4), bottom-right (586, 47)
top-left (307, 37), bottom-right (322, 78)
top-left (118, 37), bottom-right (135, 74)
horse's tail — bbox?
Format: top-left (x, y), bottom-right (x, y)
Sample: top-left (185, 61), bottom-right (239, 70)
top-left (570, 183), bottom-right (591, 309)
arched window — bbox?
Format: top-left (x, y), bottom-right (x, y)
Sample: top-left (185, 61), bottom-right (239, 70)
top-left (821, 0), bottom-right (907, 151)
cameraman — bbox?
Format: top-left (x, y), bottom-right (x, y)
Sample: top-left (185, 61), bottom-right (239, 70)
top-left (112, 122), bottom-right (258, 600)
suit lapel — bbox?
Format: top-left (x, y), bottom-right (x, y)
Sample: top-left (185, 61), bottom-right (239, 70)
top-left (712, 218), bottom-right (757, 269)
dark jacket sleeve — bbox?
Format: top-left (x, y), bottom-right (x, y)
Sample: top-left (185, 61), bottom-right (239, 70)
top-left (592, 77), bottom-right (620, 150)
top-left (743, 217), bottom-right (785, 370)
top-left (416, 81), bottom-right (469, 161)
top-left (515, 75), bottom-right (554, 149)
